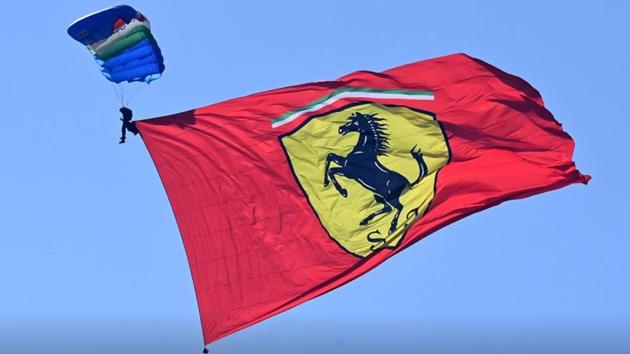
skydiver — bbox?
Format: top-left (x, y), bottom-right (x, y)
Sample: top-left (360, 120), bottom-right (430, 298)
top-left (119, 107), bottom-right (139, 144)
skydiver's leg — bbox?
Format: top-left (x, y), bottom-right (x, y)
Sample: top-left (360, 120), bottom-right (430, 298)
top-left (119, 120), bottom-right (127, 144)
top-left (126, 121), bottom-right (139, 135)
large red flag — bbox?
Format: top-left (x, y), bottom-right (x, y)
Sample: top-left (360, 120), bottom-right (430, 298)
top-left (136, 53), bottom-right (589, 345)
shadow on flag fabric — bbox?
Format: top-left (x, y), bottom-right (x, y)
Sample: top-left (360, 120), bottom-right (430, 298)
top-left (135, 53), bottom-right (590, 345)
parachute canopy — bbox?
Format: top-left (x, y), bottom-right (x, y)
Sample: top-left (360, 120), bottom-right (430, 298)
top-left (67, 5), bottom-right (165, 84)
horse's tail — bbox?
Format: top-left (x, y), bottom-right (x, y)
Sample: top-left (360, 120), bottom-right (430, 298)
top-left (409, 145), bottom-right (428, 187)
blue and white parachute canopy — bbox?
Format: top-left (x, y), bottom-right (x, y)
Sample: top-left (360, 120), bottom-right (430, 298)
top-left (67, 5), bottom-right (165, 84)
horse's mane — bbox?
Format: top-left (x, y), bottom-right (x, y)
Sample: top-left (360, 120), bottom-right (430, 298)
top-left (353, 112), bottom-right (389, 156)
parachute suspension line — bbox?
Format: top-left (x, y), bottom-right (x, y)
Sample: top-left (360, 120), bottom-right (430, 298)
top-left (123, 82), bottom-right (146, 107)
top-left (89, 57), bottom-right (124, 106)
top-left (119, 84), bottom-right (125, 107)
top-left (108, 81), bottom-right (124, 107)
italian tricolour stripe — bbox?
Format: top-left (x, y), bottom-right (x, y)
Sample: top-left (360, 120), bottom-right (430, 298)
top-left (271, 88), bottom-right (434, 128)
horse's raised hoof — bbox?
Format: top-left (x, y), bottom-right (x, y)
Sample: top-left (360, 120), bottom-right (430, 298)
top-left (324, 179), bottom-right (329, 187)
top-left (359, 218), bottom-right (370, 226)
top-left (339, 188), bottom-right (348, 198)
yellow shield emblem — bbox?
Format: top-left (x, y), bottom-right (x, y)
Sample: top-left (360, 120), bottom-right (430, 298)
top-left (281, 102), bottom-right (450, 257)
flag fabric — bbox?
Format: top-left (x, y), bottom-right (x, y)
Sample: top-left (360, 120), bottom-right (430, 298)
top-left (136, 53), bottom-right (589, 344)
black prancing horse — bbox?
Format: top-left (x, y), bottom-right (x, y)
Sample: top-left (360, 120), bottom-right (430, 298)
top-left (323, 112), bottom-right (428, 235)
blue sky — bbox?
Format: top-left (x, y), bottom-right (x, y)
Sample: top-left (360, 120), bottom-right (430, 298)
top-left (0, 1), bottom-right (627, 353)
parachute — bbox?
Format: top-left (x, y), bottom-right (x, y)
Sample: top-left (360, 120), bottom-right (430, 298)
top-left (67, 5), bottom-right (165, 105)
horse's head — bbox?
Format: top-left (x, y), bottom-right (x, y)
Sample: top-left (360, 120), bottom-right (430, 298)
top-left (339, 112), bottom-right (373, 135)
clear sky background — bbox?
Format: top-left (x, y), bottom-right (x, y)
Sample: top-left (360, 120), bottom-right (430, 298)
top-left (0, 1), bottom-right (627, 353)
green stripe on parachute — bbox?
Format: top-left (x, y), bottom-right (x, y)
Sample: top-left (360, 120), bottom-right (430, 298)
top-left (95, 26), bottom-right (155, 61)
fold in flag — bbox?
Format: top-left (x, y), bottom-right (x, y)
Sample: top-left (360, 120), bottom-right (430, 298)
top-left (136, 53), bottom-right (589, 345)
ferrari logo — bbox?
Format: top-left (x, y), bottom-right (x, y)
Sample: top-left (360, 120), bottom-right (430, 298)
top-left (281, 102), bottom-right (450, 257)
